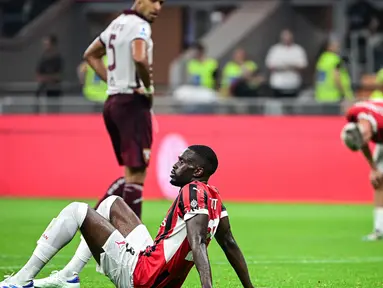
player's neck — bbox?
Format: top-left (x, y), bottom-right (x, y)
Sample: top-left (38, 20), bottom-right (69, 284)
top-left (192, 178), bottom-right (208, 184)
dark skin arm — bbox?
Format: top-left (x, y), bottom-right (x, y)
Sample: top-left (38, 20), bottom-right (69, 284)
top-left (215, 216), bottom-right (254, 288)
top-left (132, 39), bottom-right (152, 89)
top-left (359, 119), bottom-right (375, 170)
top-left (186, 214), bottom-right (212, 288)
top-left (83, 38), bottom-right (107, 82)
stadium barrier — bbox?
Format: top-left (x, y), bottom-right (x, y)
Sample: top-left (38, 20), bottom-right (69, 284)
top-left (0, 115), bottom-right (374, 203)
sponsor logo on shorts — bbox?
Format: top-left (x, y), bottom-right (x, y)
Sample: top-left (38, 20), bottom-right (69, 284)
top-left (115, 240), bottom-right (126, 248)
top-left (126, 243), bottom-right (135, 255)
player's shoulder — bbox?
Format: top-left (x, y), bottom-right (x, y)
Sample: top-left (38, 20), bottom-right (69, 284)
top-left (180, 181), bottom-right (205, 194)
top-left (181, 181), bottom-right (221, 198)
top-left (122, 12), bottom-right (151, 28)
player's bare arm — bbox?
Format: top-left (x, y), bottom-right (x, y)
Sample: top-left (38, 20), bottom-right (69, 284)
top-left (356, 118), bottom-right (376, 169)
top-left (132, 39), bottom-right (152, 89)
top-left (83, 38), bottom-right (107, 82)
top-left (215, 216), bottom-right (254, 288)
top-left (186, 214), bottom-right (213, 288)
top-left (361, 144), bottom-right (376, 170)
top-left (362, 141), bottom-right (383, 188)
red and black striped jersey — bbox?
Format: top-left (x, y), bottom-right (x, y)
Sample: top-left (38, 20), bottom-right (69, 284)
top-left (133, 180), bottom-right (228, 288)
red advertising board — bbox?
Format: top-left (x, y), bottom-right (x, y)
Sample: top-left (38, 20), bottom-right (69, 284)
top-left (0, 115), bottom-right (373, 203)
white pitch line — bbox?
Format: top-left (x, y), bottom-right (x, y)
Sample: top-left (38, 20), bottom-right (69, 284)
top-left (1, 257), bottom-right (383, 271)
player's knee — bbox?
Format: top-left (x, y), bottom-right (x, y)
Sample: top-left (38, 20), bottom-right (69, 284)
top-left (127, 166), bottom-right (146, 174)
top-left (59, 202), bottom-right (89, 227)
top-left (124, 166), bottom-right (147, 184)
top-left (96, 195), bottom-right (121, 220)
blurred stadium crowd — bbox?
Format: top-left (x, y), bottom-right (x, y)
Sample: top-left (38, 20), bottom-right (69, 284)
top-left (1, 0), bottom-right (383, 115)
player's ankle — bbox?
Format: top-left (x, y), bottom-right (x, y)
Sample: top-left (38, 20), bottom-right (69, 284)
top-left (58, 270), bottom-right (77, 280)
top-left (10, 276), bottom-right (31, 287)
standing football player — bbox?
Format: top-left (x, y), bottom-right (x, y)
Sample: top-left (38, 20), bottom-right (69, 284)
top-left (34, 0), bottom-right (163, 286)
top-left (341, 100), bottom-right (383, 241)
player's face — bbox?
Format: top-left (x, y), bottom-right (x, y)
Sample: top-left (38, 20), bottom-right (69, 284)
top-left (170, 149), bottom-right (200, 187)
top-left (138, 0), bottom-right (164, 22)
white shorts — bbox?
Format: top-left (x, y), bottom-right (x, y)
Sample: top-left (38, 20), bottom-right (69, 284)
top-left (374, 144), bottom-right (383, 172)
top-left (98, 224), bottom-right (153, 288)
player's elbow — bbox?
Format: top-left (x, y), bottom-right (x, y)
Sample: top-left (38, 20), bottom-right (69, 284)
top-left (83, 49), bottom-right (96, 63)
top-left (83, 52), bottom-right (91, 63)
top-left (133, 56), bottom-right (147, 65)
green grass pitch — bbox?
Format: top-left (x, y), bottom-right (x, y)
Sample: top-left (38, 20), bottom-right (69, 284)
top-left (0, 198), bottom-right (382, 287)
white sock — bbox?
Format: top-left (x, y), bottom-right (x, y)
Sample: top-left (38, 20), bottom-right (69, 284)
top-left (374, 207), bottom-right (383, 233)
top-left (60, 238), bottom-right (90, 278)
top-left (60, 196), bottom-right (119, 278)
top-left (11, 255), bottom-right (45, 284)
top-left (12, 202), bottom-right (88, 285)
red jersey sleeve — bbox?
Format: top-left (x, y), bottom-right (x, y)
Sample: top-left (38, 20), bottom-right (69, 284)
top-left (178, 182), bottom-right (209, 221)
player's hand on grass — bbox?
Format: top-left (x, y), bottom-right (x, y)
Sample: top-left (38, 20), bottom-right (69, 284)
top-left (370, 170), bottom-right (383, 189)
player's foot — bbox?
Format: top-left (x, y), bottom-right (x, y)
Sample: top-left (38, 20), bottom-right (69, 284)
top-left (362, 231), bottom-right (383, 241)
top-left (0, 275), bottom-right (34, 288)
top-left (33, 271), bottom-right (79, 288)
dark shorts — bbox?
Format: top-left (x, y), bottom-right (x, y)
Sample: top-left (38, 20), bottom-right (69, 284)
top-left (103, 93), bottom-right (152, 167)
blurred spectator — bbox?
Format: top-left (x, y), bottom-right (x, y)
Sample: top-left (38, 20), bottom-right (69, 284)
top-left (315, 38), bottom-right (353, 103)
top-left (265, 29), bottom-right (308, 98)
top-left (186, 43), bottom-right (219, 90)
top-left (221, 48), bottom-right (264, 97)
top-left (77, 56), bottom-right (108, 112)
top-left (36, 35), bottom-right (63, 99)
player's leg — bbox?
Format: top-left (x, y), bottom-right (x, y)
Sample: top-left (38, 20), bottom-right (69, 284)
top-left (34, 195), bottom-right (122, 288)
top-left (0, 202), bottom-right (114, 288)
top-left (100, 95), bottom-right (146, 219)
top-left (112, 95), bottom-right (153, 220)
top-left (122, 166), bottom-right (146, 219)
top-left (94, 176), bottom-right (125, 209)
top-left (33, 178), bottom-right (124, 288)
top-left (36, 196), bottom-right (143, 288)
top-left (364, 144), bottom-right (383, 241)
